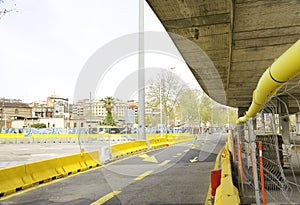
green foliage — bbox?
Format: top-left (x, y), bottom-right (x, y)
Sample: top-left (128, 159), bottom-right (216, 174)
top-left (100, 111), bottom-right (116, 126)
top-left (179, 89), bottom-right (201, 124)
top-left (102, 96), bottom-right (114, 112)
top-left (199, 95), bottom-right (212, 123)
top-left (100, 96), bottom-right (116, 126)
top-left (146, 72), bottom-right (238, 128)
top-left (146, 71), bottom-right (188, 128)
top-left (31, 123), bottom-right (47, 128)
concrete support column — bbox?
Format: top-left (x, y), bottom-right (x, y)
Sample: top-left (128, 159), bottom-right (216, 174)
top-left (278, 96), bottom-right (290, 144)
top-left (261, 112), bottom-right (266, 133)
top-left (238, 107), bottom-right (248, 118)
top-left (296, 112), bottom-right (300, 135)
top-left (252, 117), bottom-right (257, 130)
top-left (237, 107), bottom-right (247, 141)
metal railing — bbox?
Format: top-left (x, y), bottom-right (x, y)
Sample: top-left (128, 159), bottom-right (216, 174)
top-left (233, 39), bottom-right (300, 204)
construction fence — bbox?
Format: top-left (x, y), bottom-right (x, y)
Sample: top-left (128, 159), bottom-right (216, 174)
top-left (232, 80), bottom-right (300, 204)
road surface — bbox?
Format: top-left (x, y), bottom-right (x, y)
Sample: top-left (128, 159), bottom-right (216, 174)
top-left (0, 133), bottom-right (226, 205)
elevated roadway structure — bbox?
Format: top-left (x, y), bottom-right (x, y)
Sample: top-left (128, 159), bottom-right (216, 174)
top-left (146, 0), bottom-right (300, 114)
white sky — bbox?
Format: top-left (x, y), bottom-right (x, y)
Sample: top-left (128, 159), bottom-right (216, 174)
top-left (0, 0), bottom-right (201, 103)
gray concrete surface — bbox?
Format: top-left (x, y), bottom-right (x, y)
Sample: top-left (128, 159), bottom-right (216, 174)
top-left (0, 141), bottom-right (116, 168)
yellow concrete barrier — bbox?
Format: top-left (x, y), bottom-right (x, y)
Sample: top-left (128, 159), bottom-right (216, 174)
top-left (0, 133), bottom-right (24, 138)
top-left (171, 134), bottom-right (194, 144)
top-left (148, 134), bottom-right (194, 149)
top-left (26, 158), bottom-right (63, 183)
top-left (111, 140), bottom-right (148, 158)
top-left (0, 164), bottom-right (33, 196)
top-left (150, 138), bottom-right (167, 148)
top-left (57, 153), bottom-right (88, 176)
top-left (31, 134), bottom-right (74, 138)
top-left (215, 142), bottom-right (240, 205)
top-left (0, 151), bottom-right (102, 197)
top-left (82, 151), bottom-right (101, 168)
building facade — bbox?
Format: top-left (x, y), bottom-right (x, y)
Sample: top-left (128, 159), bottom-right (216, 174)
top-left (0, 98), bottom-right (33, 130)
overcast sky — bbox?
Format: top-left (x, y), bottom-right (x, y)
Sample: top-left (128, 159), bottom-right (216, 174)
top-left (0, 0), bottom-right (200, 103)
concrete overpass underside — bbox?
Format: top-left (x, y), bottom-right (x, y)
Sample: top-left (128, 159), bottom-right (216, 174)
top-left (146, 0), bottom-right (300, 113)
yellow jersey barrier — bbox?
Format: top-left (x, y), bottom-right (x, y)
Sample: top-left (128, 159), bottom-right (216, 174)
top-left (110, 134), bottom-right (194, 158)
top-left (0, 151), bottom-right (101, 197)
top-left (0, 133), bottom-right (194, 197)
top-left (111, 140), bottom-right (148, 158)
top-left (215, 142), bottom-right (240, 205)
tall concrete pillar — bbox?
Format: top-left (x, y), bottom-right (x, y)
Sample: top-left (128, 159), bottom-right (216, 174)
top-left (278, 96), bottom-right (290, 144)
top-left (238, 107), bottom-right (248, 118)
top-left (237, 107), bottom-right (248, 140)
top-left (261, 112), bottom-right (266, 133)
top-left (296, 112), bottom-right (300, 135)
top-left (252, 117), bottom-right (257, 130)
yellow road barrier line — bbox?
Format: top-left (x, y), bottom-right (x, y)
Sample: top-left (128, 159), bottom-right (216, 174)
top-left (90, 190), bottom-right (121, 205)
top-left (159, 160), bottom-right (170, 167)
top-left (134, 170), bottom-right (153, 181)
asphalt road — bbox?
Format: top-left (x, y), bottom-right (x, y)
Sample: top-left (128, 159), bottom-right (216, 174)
top-left (0, 133), bottom-right (227, 205)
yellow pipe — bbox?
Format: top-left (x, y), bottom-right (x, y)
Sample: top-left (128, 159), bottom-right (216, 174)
top-left (237, 39), bottom-right (300, 124)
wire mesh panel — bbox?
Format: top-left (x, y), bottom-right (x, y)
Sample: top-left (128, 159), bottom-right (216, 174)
top-left (234, 77), bottom-right (300, 204)
top-left (255, 134), bottom-right (293, 203)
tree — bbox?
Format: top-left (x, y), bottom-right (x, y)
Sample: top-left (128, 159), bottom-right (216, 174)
top-left (31, 123), bottom-right (46, 128)
top-left (199, 95), bottom-right (212, 124)
top-left (227, 107), bottom-right (238, 126)
top-left (100, 96), bottom-right (116, 126)
top-left (0, 0), bottom-right (17, 20)
top-left (178, 89), bottom-right (201, 127)
top-left (198, 95), bottom-right (237, 128)
top-left (147, 71), bottom-right (188, 133)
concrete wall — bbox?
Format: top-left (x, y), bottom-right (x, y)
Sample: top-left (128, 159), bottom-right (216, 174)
top-left (39, 118), bottom-right (65, 128)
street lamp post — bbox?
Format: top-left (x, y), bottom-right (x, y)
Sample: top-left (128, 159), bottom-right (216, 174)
top-left (138, 0), bottom-right (146, 140)
top-left (159, 77), bottom-right (163, 138)
top-left (1, 99), bottom-right (4, 133)
top-left (4, 112), bottom-right (6, 133)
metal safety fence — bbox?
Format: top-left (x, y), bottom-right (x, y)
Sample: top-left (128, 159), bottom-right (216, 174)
top-left (232, 78), bottom-right (300, 204)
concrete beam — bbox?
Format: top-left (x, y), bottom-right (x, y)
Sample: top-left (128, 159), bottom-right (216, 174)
top-left (162, 13), bottom-right (230, 29)
top-left (238, 107), bottom-right (248, 118)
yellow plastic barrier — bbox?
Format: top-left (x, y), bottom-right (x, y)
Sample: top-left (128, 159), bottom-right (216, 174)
top-left (227, 133), bottom-right (233, 153)
top-left (26, 158), bottom-right (63, 183)
top-left (171, 134), bottom-right (194, 144)
top-left (111, 140), bottom-right (148, 158)
top-left (31, 134), bottom-right (76, 138)
top-left (0, 151), bottom-right (102, 197)
top-left (215, 142), bottom-right (240, 205)
top-left (57, 153), bottom-right (88, 176)
top-left (150, 138), bottom-right (167, 148)
top-left (0, 133), bottom-right (24, 138)
top-left (0, 164), bottom-right (32, 196)
top-left (148, 134), bottom-right (194, 149)
top-left (82, 151), bottom-right (101, 168)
